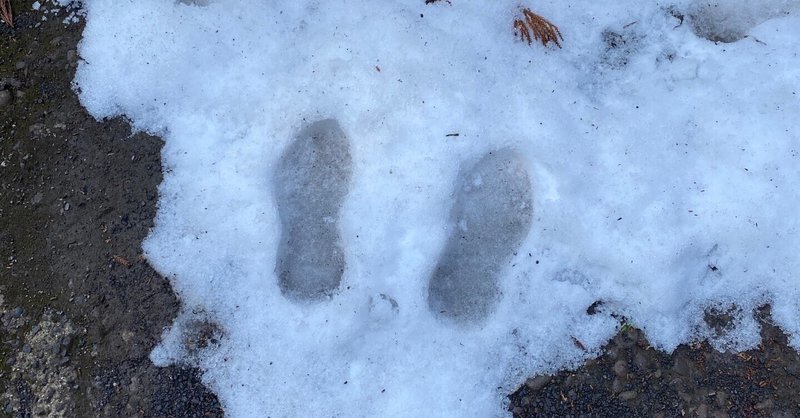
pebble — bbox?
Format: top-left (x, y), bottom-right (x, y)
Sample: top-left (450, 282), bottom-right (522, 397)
top-left (29, 123), bottom-right (46, 136)
top-left (525, 375), bottom-right (552, 391)
top-left (678, 391), bottom-right (692, 403)
top-left (0, 90), bottom-right (11, 107)
top-left (15, 61), bottom-right (26, 70)
top-left (618, 390), bottom-right (638, 401)
top-left (633, 350), bottom-right (650, 371)
top-left (714, 390), bottom-right (728, 408)
top-left (611, 377), bottom-right (624, 394)
top-left (754, 398), bottom-right (774, 410)
top-left (613, 360), bottom-right (628, 377)
top-left (672, 357), bottom-right (692, 376)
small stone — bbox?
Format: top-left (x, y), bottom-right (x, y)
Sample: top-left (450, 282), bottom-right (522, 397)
top-left (633, 350), bottom-right (650, 371)
top-left (618, 390), bottom-right (638, 401)
top-left (0, 90), bottom-right (11, 107)
top-left (63, 202), bottom-right (70, 211)
top-left (525, 375), bottom-right (552, 391)
top-left (611, 377), bottom-right (624, 394)
top-left (714, 390), bottom-right (728, 408)
top-left (613, 360), bottom-right (628, 377)
top-left (754, 399), bottom-right (774, 410)
top-left (11, 307), bottom-right (23, 318)
top-left (607, 347), bottom-right (620, 359)
top-left (29, 123), bottom-right (45, 136)
top-left (696, 403), bottom-right (709, 418)
top-left (672, 357), bottom-right (692, 376)
top-left (31, 192), bottom-right (43, 205)
top-left (15, 61), bottom-right (26, 70)
top-left (67, 50), bottom-right (78, 62)
top-left (22, 344), bottom-right (31, 354)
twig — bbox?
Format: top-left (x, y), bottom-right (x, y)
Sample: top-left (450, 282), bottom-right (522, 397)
top-left (0, 0), bottom-right (13, 29)
top-left (514, 7), bottom-right (562, 48)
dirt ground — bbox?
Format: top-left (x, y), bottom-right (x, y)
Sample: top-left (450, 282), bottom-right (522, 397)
top-left (1, 3), bottom-right (222, 417)
top-left (1, 3), bottom-right (799, 418)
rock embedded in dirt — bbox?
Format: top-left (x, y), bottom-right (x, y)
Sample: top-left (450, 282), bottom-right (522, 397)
top-left (613, 359), bottom-right (628, 377)
top-left (0, 90), bottom-right (11, 107)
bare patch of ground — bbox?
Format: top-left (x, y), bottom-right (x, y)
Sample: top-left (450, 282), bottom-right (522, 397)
top-left (1, 2), bottom-right (222, 416)
top-left (510, 307), bottom-right (800, 417)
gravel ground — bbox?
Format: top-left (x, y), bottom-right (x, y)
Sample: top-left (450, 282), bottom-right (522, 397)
top-left (1, 3), bottom-right (799, 417)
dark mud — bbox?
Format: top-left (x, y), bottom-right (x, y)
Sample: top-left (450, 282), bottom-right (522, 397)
top-left (510, 307), bottom-right (800, 417)
top-left (1, 2), bottom-right (799, 418)
top-left (0, 2), bottom-right (221, 417)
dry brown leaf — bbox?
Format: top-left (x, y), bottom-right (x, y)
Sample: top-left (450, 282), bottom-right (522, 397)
top-left (0, 0), bottom-right (13, 28)
top-left (514, 7), bottom-right (563, 48)
top-left (113, 255), bottom-right (131, 268)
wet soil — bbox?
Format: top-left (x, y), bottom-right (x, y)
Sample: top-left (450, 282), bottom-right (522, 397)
top-left (1, 2), bottom-right (799, 418)
top-left (509, 307), bottom-right (800, 417)
top-left (1, 2), bottom-right (221, 417)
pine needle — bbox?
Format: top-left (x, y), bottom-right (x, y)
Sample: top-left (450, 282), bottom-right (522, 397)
top-left (0, 0), bottom-right (13, 28)
top-left (514, 7), bottom-right (562, 48)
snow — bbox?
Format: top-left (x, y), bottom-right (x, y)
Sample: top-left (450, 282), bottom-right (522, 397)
top-left (71, 0), bottom-right (800, 416)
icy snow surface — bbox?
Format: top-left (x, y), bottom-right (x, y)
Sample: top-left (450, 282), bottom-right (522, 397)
top-left (73, 0), bottom-right (800, 416)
